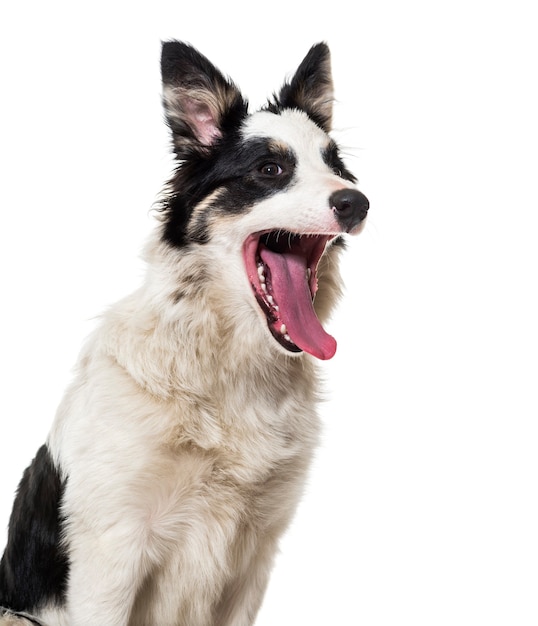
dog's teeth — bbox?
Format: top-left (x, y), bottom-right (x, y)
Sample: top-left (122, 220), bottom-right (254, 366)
top-left (261, 283), bottom-right (267, 294)
top-left (307, 268), bottom-right (312, 280)
top-left (284, 334), bottom-right (291, 342)
top-left (274, 305), bottom-right (279, 312)
top-left (280, 323), bottom-right (287, 335)
top-left (257, 265), bottom-right (266, 282)
top-left (267, 295), bottom-right (274, 305)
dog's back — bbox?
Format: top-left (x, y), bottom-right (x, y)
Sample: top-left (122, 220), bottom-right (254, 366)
top-left (1, 41), bottom-right (368, 626)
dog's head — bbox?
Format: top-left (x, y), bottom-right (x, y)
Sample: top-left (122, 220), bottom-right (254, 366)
top-left (158, 42), bottom-right (368, 360)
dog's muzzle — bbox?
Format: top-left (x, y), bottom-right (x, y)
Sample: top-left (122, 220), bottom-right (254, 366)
top-left (330, 188), bottom-right (369, 233)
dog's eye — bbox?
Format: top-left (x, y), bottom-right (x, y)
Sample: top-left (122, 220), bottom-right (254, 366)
top-left (259, 163), bottom-right (283, 177)
top-left (332, 166), bottom-right (343, 177)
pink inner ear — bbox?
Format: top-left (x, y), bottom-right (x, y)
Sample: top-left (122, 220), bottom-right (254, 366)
top-left (184, 98), bottom-right (222, 146)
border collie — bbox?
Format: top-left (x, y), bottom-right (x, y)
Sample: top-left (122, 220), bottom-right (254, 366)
top-left (0, 41), bottom-right (369, 625)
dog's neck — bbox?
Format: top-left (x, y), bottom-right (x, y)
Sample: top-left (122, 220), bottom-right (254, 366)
top-left (90, 233), bottom-right (318, 405)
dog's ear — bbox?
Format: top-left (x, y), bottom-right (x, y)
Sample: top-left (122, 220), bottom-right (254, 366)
top-left (276, 43), bottom-right (334, 132)
top-left (161, 41), bottom-right (248, 157)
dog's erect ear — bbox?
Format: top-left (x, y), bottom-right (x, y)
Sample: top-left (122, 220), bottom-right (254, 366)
top-left (161, 41), bottom-right (248, 157)
top-left (276, 43), bottom-right (334, 132)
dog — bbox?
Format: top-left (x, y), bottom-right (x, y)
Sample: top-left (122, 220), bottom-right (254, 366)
top-left (0, 41), bottom-right (369, 625)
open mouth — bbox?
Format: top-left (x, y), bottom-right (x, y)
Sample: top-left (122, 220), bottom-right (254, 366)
top-left (243, 230), bottom-right (337, 360)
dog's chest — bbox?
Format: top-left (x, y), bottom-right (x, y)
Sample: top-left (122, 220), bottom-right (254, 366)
top-left (56, 348), bottom-right (320, 624)
top-left (128, 430), bottom-right (314, 625)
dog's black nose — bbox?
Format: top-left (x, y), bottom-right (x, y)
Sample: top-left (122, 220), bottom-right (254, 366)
top-left (330, 188), bottom-right (369, 232)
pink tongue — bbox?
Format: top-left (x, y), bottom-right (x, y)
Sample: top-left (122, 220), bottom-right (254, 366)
top-left (260, 247), bottom-right (337, 360)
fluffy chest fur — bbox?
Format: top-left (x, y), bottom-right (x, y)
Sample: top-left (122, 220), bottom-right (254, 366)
top-left (50, 318), bottom-right (320, 625)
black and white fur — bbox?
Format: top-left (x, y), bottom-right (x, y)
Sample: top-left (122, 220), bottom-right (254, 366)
top-left (0, 41), bottom-right (369, 625)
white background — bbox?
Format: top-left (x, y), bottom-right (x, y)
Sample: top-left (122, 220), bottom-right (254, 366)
top-left (1, 1), bottom-right (537, 624)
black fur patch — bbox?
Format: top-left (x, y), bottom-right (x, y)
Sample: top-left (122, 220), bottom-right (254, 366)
top-left (0, 445), bottom-right (69, 612)
top-left (160, 137), bottom-right (297, 248)
top-left (323, 141), bottom-right (357, 184)
top-left (266, 43), bottom-right (334, 132)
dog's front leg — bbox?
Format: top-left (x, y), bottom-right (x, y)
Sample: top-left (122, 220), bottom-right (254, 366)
top-left (214, 545), bottom-right (276, 626)
top-left (63, 526), bottom-right (149, 626)
top-left (214, 560), bottom-right (272, 626)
